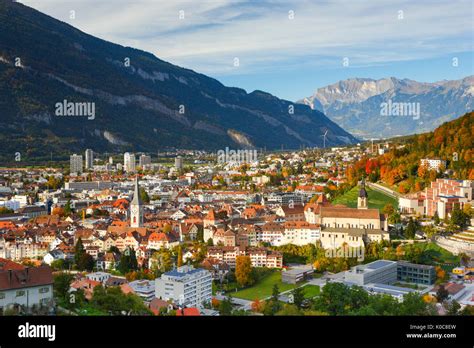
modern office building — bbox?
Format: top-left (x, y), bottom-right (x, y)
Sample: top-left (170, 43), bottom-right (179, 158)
top-left (344, 260), bottom-right (398, 286)
top-left (70, 154), bottom-right (83, 174)
top-left (155, 266), bottom-right (212, 308)
top-left (124, 152), bottom-right (136, 173)
top-left (85, 149), bottom-right (93, 170)
top-left (397, 261), bottom-right (436, 285)
top-left (282, 265), bottom-right (314, 284)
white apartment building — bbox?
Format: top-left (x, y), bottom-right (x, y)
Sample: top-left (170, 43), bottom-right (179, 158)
top-left (124, 152), bottom-right (136, 173)
top-left (70, 154), bottom-right (83, 174)
top-left (139, 154), bottom-right (151, 168)
top-left (85, 149), bottom-right (94, 170)
top-left (420, 158), bottom-right (446, 172)
top-left (155, 266), bottom-right (212, 308)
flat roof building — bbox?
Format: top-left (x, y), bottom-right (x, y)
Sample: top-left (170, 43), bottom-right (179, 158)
top-left (155, 266), bottom-right (212, 308)
top-left (344, 260), bottom-right (398, 286)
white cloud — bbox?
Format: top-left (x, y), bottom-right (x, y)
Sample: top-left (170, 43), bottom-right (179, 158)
top-left (19, 0), bottom-right (473, 75)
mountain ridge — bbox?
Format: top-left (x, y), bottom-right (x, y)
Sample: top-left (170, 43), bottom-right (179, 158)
top-left (0, 0), bottom-right (357, 161)
top-left (298, 76), bottom-right (474, 139)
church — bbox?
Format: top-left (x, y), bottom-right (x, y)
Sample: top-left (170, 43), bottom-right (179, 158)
top-left (313, 179), bottom-right (390, 249)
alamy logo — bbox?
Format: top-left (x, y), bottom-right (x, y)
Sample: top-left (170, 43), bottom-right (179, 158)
top-left (217, 147), bottom-right (257, 165)
top-left (325, 246), bottom-right (365, 261)
top-left (55, 99), bottom-right (95, 120)
top-left (380, 99), bottom-right (420, 120)
top-left (18, 322), bottom-right (56, 341)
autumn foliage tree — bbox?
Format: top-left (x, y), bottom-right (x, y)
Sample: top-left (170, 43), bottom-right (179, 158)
top-left (235, 255), bottom-right (253, 287)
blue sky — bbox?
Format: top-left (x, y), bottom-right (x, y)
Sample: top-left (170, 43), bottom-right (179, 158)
top-left (21, 0), bottom-right (474, 101)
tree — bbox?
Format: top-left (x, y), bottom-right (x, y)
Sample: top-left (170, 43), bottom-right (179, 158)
top-left (78, 253), bottom-right (94, 271)
top-left (64, 199), bottom-right (72, 216)
top-left (235, 256), bottom-right (253, 287)
top-left (451, 205), bottom-right (469, 229)
top-left (251, 298), bottom-right (264, 313)
top-left (314, 282), bottom-right (352, 315)
top-left (219, 295), bottom-right (233, 316)
top-left (433, 211), bottom-right (440, 225)
top-left (177, 246), bottom-right (183, 267)
top-left (445, 300), bottom-right (461, 315)
top-left (291, 287), bottom-right (305, 309)
top-left (140, 188), bottom-right (150, 204)
top-left (53, 272), bottom-right (74, 301)
top-left (405, 217), bottom-right (417, 239)
top-left (436, 284), bottom-right (449, 302)
top-left (118, 248), bottom-right (138, 274)
top-left (275, 304), bottom-right (302, 316)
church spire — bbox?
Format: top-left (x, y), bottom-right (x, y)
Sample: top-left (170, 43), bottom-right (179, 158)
top-left (131, 175), bottom-right (143, 205)
top-left (130, 175), bottom-right (143, 227)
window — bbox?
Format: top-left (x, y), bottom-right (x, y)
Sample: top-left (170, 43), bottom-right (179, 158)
top-left (0, 292), bottom-right (5, 299)
top-left (16, 290), bottom-right (25, 297)
top-left (39, 287), bottom-right (49, 294)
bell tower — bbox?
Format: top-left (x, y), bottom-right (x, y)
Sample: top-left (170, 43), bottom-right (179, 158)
top-left (130, 176), bottom-right (143, 227)
top-left (357, 178), bottom-right (368, 209)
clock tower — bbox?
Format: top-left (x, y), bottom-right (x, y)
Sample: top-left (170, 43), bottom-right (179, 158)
top-left (130, 176), bottom-right (143, 227)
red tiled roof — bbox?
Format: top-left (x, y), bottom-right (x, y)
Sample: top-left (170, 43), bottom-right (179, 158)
top-left (0, 258), bottom-right (25, 271)
top-left (0, 265), bottom-right (53, 291)
top-left (176, 307), bottom-right (200, 316)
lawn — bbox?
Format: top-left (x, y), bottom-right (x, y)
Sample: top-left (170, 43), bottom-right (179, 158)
top-left (302, 285), bottom-right (320, 299)
top-left (332, 186), bottom-right (398, 210)
top-left (417, 242), bottom-right (460, 264)
top-left (232, 270), bottom-right (298, 300)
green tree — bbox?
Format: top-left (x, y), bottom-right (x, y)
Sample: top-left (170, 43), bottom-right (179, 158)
top-left (436, 284), bottom-right (449, 303)
top-left (405, 217), bottom-right (418, 239)
top-left (291, 286), bottom-right (305, 309)
top-left (64, 199), bottom-right (72, 216)
top-left (219, 295), bottom-right (233, 316)
top-left (53, 272), bottom-right (74, 301)
top-left (140, 188), bottom-right (150, 204)
top-left (74, 237), bottom-right (85, 266)
top-left (177, 246), bottom-right (183, 267)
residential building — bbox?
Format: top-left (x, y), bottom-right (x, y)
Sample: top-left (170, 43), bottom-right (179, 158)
top-left (155, 266), bottom-right (212, 308)
top-left (85, 149), bottom-right (93, 170)
top-left (70, 154), bottom-right (83, 174)
top-left (0, 264), bottom-right (54, 314)
top-left (175, 156), bottom-right (183, 171)
top-left (124, 152), bottom-right (136, 173)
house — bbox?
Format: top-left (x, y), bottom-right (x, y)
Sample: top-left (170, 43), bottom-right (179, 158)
top-left (43, 249), bottom-right (65, 265)
top-left (86, 271), bottom-right (111, 284)
top-left (0, 263), bottom-right (54, 314)
top-left (276, 205), bottom-right (305, 221)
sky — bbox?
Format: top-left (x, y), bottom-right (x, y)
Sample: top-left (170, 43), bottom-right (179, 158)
top-left (20, 0), bottom-right (474, 101)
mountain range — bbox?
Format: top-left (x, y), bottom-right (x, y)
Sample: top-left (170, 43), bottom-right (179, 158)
top-left (298, 76), bottom-right (474, 139)
top-left (0, 0), bottom-right (357, 162)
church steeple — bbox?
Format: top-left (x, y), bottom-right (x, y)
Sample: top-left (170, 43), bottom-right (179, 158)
top-left (130, 175), bottom-right (143, 227)
top-left (357, 178), bottom-right (368, 209)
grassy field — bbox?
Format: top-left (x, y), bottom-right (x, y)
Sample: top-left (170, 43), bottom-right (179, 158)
top-left (332, 186), bottom-right (398, 210)
top-left (302, 285), bottom-right (320, 299)
top-left (416, 242), bottom-right (460, 264)
top-left (232, 270), bottom-right (298, 300)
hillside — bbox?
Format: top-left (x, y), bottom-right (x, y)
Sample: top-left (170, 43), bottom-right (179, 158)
top-left (0, 0), bottom-right (357, 162)
top-left (346, 111), bottom-right (474, 193)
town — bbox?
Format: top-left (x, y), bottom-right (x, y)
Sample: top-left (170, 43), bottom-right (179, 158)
top-left (0, 135), bottom-right (473, 317)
